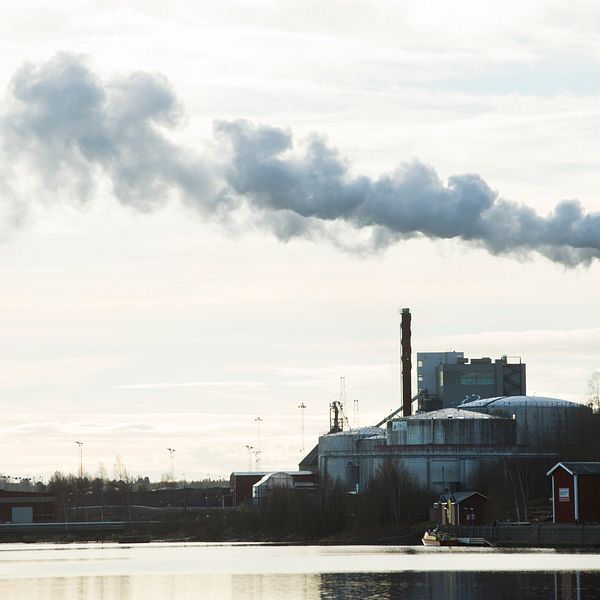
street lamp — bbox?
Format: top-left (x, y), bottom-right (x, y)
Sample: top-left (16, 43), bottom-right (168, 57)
top-left (255, 417), bottom-right (263, 471)
top-left (245, 445), bottom-right (254, 471)
top-left (75, 441), bottom-right (84, 478)
top-left (298, 403), bottom-right (306, 454)
top-left (166, 448), bottom-right (176, 483)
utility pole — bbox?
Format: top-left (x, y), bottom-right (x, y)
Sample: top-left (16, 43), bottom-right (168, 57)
top-left (298, 403), bottom-right (306, 454)
top-left (353, 399), bottom-right (359, 429)
top-left (75, 441), bottom-right (84, 478)
top-left (255, 417), bottom-right (263, 471)
top-left (166, 448), bottom-right (176, 483)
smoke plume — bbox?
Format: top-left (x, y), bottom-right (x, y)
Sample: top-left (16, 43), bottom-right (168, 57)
top-left (2, 53), bottom-right (600, 266)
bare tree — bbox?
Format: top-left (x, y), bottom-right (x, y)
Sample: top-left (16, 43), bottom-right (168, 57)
top-left (587, 371), bottom-right (600, 411)
top-left (369, 459), bottom-right (430, 525)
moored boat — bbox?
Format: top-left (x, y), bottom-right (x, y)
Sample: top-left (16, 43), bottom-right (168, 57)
top-left (422, 529), bottom-right (495, 547)
top-left (422, 529), bottom-right (459, 546)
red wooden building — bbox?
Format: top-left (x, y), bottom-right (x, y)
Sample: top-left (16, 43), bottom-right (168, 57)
top-left (431, 491), bottom-right (488, 526)
top-left (547, 462), bottom-right (600, 523)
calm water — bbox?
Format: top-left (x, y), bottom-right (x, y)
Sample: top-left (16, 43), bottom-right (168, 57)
top-left (0, 542), bottom-right (598, 599)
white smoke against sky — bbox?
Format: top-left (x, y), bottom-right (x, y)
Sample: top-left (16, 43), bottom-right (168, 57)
top-left (1, 53), bottom-right (600, 266)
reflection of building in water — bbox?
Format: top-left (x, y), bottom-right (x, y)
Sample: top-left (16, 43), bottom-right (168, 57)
top-left (318, 571), bottom-right (600, 600)
top-left (556, 572), bottom-right (581, 600)
top-left (229, 573), bottom-right (321, 599)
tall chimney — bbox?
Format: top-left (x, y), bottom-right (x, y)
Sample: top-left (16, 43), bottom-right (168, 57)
top-left (401, 308), bottom-right (412, 416)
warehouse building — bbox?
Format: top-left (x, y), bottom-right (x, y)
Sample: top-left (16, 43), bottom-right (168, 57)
top-left (0, 490), bottom-right (56, 523)
top-left (230, 471), bottom-right (317, 506)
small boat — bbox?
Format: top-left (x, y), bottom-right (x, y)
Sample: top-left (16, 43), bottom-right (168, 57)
top-left (421, 529), bottom-right (458, 546)
top-left (422, 529), bottom-right (495, 547)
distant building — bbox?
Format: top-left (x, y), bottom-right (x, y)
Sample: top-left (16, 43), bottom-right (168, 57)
top-left (230, 471), bottom-right (317, 506)
top-left (547, 462), bottom-right (600, 523)
top-left (417, 351), bottom-right (464, 397)
top-left (313, 397), bottom-right (591, 494)
top-left (0, 490), bottom-right (56, 523)
top-left (252, 472), bottom-right (295, 505)
top-left (415, 353), bottom-right (526, 411)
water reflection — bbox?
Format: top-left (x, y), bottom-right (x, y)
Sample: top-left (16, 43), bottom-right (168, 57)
top-left (320, 572), bottom-right (600, 600)
top-left (0, 571), bottom-right (598, 599)
top-left (0, 545), bottom-right (599, 599)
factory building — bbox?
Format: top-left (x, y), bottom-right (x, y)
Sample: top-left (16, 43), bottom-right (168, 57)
top-left (316, 398), bottom-right (590, 493)
top-left (318, 407), bottom-right (553, 493)
top-left (300, 309), bottom-right (595, 497)
top-left (415, 353), bottom-right (526, 412)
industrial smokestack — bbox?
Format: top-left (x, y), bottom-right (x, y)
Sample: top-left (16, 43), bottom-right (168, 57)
top-left (401, 308), bottom-right (412, 416)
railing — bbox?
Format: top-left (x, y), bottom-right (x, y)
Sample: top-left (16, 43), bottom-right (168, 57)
top-left (437, 522), bottom-right (600, 547)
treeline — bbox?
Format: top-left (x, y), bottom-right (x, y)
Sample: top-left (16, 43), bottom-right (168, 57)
top-left (47, 472), bottom-right (228, 521)
top-left (225, 461), bottom-right (434, 542)
top-left (42, 454), bottom-right (564, 541)
top-left (46, 462), bottom-right (434, 541)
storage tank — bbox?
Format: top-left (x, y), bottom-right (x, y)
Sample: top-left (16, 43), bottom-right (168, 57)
top-left (319, 426), bottom-right (386, 454)
top-left (460, 396), bottom-right (591, 450)
top-left (318, 427), bottom-right (386, 490)
top-left (387, 408), bottom-right (516, 447)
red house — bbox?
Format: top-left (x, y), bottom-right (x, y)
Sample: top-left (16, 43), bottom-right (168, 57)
top-left (546, 462), bottom-right (600, 523)
top-left (432, 491), bottom-right (488, 526)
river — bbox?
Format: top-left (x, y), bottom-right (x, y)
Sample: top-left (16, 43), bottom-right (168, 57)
top-left (0, 542), bottom-right (598, 599)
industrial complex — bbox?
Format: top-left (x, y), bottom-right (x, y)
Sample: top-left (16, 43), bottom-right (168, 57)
top-left (295, 309), bottom-right (593, 496)
top-left (231, 309), bottom-right (600, 524)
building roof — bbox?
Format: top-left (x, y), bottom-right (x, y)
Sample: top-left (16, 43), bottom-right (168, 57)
top-left (402, 408), bottom-right (501, 420)
top-left (231, 470), bottom-right (314, 478)
top-left (461, 396), bottom-right (585, 409)
top-left (253, 471), bottom-right (295, 488)
top-left (325, 426), bottom-right (386, 437)
top-left (438, 491), bottom-right (487, 503)
top-left (299, 444), bottom-right (318, 467)
top-left (547, 462), bottom-right (600, 477)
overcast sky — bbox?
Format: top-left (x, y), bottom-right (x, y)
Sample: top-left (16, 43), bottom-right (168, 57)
top-left (0, 1), bottom-right (599, 481)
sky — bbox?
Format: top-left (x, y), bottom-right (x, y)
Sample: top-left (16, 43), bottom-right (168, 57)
top-left (0, 0), bottom-right (599, 481)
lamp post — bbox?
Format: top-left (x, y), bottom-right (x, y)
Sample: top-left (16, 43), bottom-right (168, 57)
top-left (298, 403), bottom-right (306, 454)
top-left (166, 448), bottom-right (176, 483)
top-left (245, 445), bottom-right (254, 471)
top-left (75, 441), bottom-right (84, 478)
top-left (255, 417), bottom-right (263, 471)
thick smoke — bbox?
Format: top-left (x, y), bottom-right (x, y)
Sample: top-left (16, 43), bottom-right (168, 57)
top-left (2, 53), bottom-right (600, 266)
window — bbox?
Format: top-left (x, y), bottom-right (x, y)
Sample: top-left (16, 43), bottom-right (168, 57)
top-left (460, 371), bottom-right (495, 386)
top-left (443, 369), bottom-right (495, 386)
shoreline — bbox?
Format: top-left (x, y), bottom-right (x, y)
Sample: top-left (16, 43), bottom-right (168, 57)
top-left (0, 521), bottom-right (599, 549)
